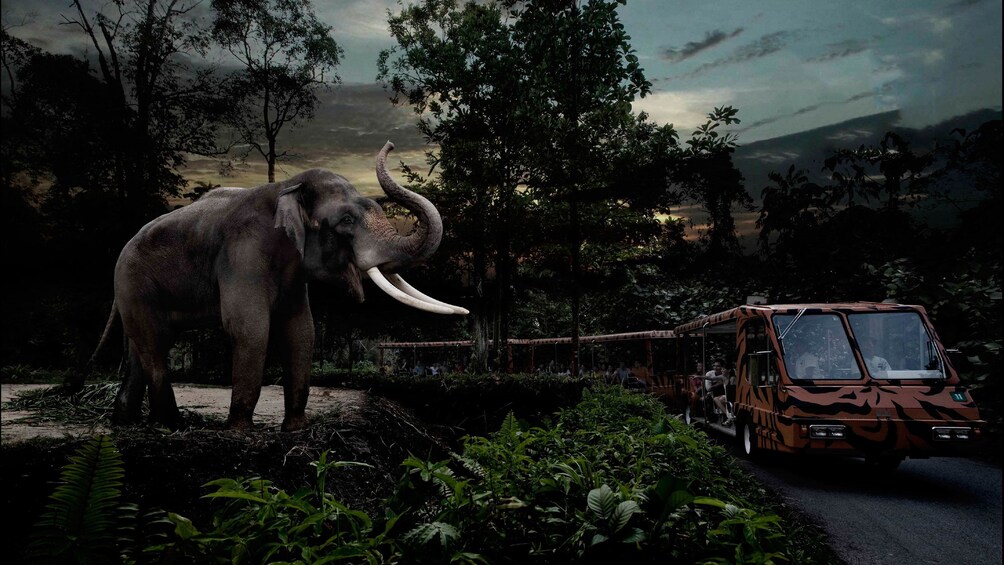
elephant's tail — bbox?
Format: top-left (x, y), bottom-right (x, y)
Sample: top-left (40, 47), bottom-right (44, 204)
top-left (63, 302), bottom-right (119, 394)
top-left (87, 301), bottom-right (120, 367)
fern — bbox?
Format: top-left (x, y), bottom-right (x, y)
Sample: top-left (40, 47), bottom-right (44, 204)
top-left (27, 434), bottom-right (126, 564)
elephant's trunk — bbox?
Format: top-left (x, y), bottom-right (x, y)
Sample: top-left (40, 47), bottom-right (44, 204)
top-left (376, 141), bottom-right (443, 265)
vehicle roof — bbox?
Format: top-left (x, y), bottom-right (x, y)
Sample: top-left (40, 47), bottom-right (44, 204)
top-left (378, 330), bottom-right (676, 349)
top-left (673, 302), bottom-right (924, 335)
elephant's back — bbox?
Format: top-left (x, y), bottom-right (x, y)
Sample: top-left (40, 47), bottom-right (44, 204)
top-left (114, 189), bottom-right (259, 300)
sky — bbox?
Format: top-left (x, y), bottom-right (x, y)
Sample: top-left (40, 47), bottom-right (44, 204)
top-left (3, 0), bottom-right (1002, 196)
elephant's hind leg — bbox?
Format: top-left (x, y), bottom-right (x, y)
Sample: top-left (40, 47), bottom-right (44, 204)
top-left (111, 343), bottom-right (147, 425)
top-left (120, 310), bottom-right (179, 429)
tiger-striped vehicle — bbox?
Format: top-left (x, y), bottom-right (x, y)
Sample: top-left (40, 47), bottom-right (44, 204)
top-left (671, 301), bottom-right (985, 469)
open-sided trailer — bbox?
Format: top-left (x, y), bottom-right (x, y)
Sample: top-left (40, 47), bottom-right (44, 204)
top-left (670, 302), bottom-right (985, 469)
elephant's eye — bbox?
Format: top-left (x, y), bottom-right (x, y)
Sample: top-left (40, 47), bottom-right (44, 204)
top-left (339, 214), bottom-right (355, 225)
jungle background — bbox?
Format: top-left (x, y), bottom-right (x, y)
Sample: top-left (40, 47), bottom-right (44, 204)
top-left (1, 1), bottom-right (1000, 562)
top-left (1, 0), bottom-right (1000, 422)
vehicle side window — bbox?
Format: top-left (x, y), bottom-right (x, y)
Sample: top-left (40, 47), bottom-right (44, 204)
top-left (746, 319), bottom-right (778, 387)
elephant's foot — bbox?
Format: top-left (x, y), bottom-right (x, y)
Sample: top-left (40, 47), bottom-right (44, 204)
top-left (147, 398), bottom-right (181, 430)
top-left (148, 409), bottom-right (181, 431)
top-left (111, 404), bottom-right (143, 426)
top-left (281, 413), bottom-right (307, 433)
top-left (226, 414), bottom-right (255, 432)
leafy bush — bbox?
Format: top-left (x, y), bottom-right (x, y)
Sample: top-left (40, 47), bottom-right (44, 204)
top-left (154, 386), bottom-right (834, 563)
top-left (155, 453), bottom-right (396, 563)
top-left (25, 435), bottom-right (171, 564)
top-left (390, 386), bottom-right (795, 563)
top-left (325, 371), bottom-right (598, 437)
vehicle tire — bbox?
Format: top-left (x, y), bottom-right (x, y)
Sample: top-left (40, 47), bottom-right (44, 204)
top-left (739, 418), bottom-right (758, 459)
top-left (866, 453), bottom-right (903, 472)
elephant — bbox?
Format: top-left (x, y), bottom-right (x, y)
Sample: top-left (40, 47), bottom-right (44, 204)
top-left (90, 141), bottom-right (466, 432)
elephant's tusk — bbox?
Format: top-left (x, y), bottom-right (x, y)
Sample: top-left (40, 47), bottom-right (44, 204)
top-left (387, 274), bottom-right (469, 315)
top-left (366, 268), bottom-right (456, 315)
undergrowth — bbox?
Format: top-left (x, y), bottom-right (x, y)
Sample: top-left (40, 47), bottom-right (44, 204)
top-left (9, 379), bottom-right (840, 563)
top-left (152, 386), bottom-right (839, 564)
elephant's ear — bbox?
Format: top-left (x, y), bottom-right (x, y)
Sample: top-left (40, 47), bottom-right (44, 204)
top-left (275, 183), bottom-right (307, 256)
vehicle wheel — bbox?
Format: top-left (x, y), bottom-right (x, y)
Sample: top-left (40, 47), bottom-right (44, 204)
top-left (866, 453), bottom-right (903, 472)
top-left (739, 418), bottom-right (758, 458)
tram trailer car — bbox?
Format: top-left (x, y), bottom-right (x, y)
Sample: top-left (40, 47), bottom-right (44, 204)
top-left (672, 302), bottom-right (985, 468)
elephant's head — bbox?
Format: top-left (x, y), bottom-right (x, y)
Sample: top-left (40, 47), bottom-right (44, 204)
top-left (274, 141), bottom-right (467, 315)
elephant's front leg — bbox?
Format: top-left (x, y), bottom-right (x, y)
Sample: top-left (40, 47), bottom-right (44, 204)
top-left (275, 288), bottom-right (314, 432)
top-left (222, 290), bottom-right (270, 431)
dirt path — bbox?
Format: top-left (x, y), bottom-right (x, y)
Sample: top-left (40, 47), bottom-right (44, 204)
top-left (0, 384), bottom-right (368, 445)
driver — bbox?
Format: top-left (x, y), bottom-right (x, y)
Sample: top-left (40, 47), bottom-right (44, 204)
top-left (861, 335), bottom-right (891, 377)
top-left (790, 339), bottom-right (820, 379)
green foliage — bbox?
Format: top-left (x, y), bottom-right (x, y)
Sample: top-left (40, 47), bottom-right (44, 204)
top-left (146, 387), bottom-right (831, 563)
top-left (156, 451), bottom-right (399, 563)
top-left (694, 497), bottom-right (787, 564)
top-left (388, 386), bottom-right (803, 563)
top-left (379, 0), bottom-right (689, 371)
top-left (327, 371), bottom-right (596, 436)
top-left (25, 435), bottom-right (171, 565)
top-left (27, 435), bottom-right (125, 563)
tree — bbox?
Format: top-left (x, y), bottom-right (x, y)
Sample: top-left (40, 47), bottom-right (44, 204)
top-left (381, 0), bottom-right (677, 373)
top-left (514, 0), bottom-right (661, 375)
top-left (823, 131), bottom-right (934, 211)
top-left (676, 106), bottom-right (752, 262)
top-left (212, 0), bottom-right (343, 182)
top-left (1, 1), bottom-right (227, 367)
top-left (59, 0), bottom-right (225, 239)
top-left (380, 0), bottom-right (536, 371)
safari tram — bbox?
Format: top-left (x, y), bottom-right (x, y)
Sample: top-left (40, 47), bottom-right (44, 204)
top-left (655, 301), bottom-right (985, 469)
top-left (377, 300), bottom-right (985, 469)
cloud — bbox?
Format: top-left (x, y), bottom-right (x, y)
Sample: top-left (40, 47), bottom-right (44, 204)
top-left (676, 30), bottom-right (797, 79)
top-left (661, 28), bottom-right (743, 62)
top-left (947, 0), bottom-right (989, 8)
top-left (736, 150), bottom-right (801, 164)
top-left (805, 39), bottom-right (870, 63)
top-left (632, 88), bottom-right (740, 131)
top-left (315, 0), bottom-right (400, 41)
top-left (922, 49), bottom-right (945, 65)
top-left (825, 128), bottom-right (874, 142)
top-left (180, 83), bottom-right (431, 195)
top-left (738, 91), bottom-right (878, 134)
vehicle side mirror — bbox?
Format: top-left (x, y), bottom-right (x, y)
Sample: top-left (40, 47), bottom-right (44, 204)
top-left (945, 348), bottom-right (968, 371)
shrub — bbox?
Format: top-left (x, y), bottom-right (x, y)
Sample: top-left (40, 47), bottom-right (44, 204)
top-left (154, 386), bottom-right (833, 563)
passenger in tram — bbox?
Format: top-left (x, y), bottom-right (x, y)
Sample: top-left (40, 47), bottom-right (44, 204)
top-left (631, 360), bottom-right (652, 390)
top-left (690, 362), bottom-right (705, 395)
top-left (860, 335), bottom-right (891, 377)
top-left (614, 363), bottom-right (631, 384)
top-left (705, 360), bottom-right (733, 425)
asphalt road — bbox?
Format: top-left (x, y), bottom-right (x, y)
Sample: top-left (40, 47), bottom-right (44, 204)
top-left (733, 450), bottom-right (1002, 565)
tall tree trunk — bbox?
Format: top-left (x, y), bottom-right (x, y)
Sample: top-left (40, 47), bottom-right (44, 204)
top-left (471, 246), bottom-right (490, 373)
top-left (570, 196), bottom-right (581, 377)
top-left (267, 137), bottom-right (277, 183)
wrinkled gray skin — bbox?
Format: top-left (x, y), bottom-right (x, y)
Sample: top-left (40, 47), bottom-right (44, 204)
top-left (106, 142), bottom-right (443, 431)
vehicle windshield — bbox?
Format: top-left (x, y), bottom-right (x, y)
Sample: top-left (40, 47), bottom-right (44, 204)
top-left (848, 312), bottom-right (946, 380)
top-left (774, 313), bottom-right (861, 380)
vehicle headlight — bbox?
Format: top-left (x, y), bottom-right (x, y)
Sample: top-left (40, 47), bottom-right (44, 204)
top-left (809, 425), bottom-right (846, 439)
top-left (932, 426), bottom-right (971, 441)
